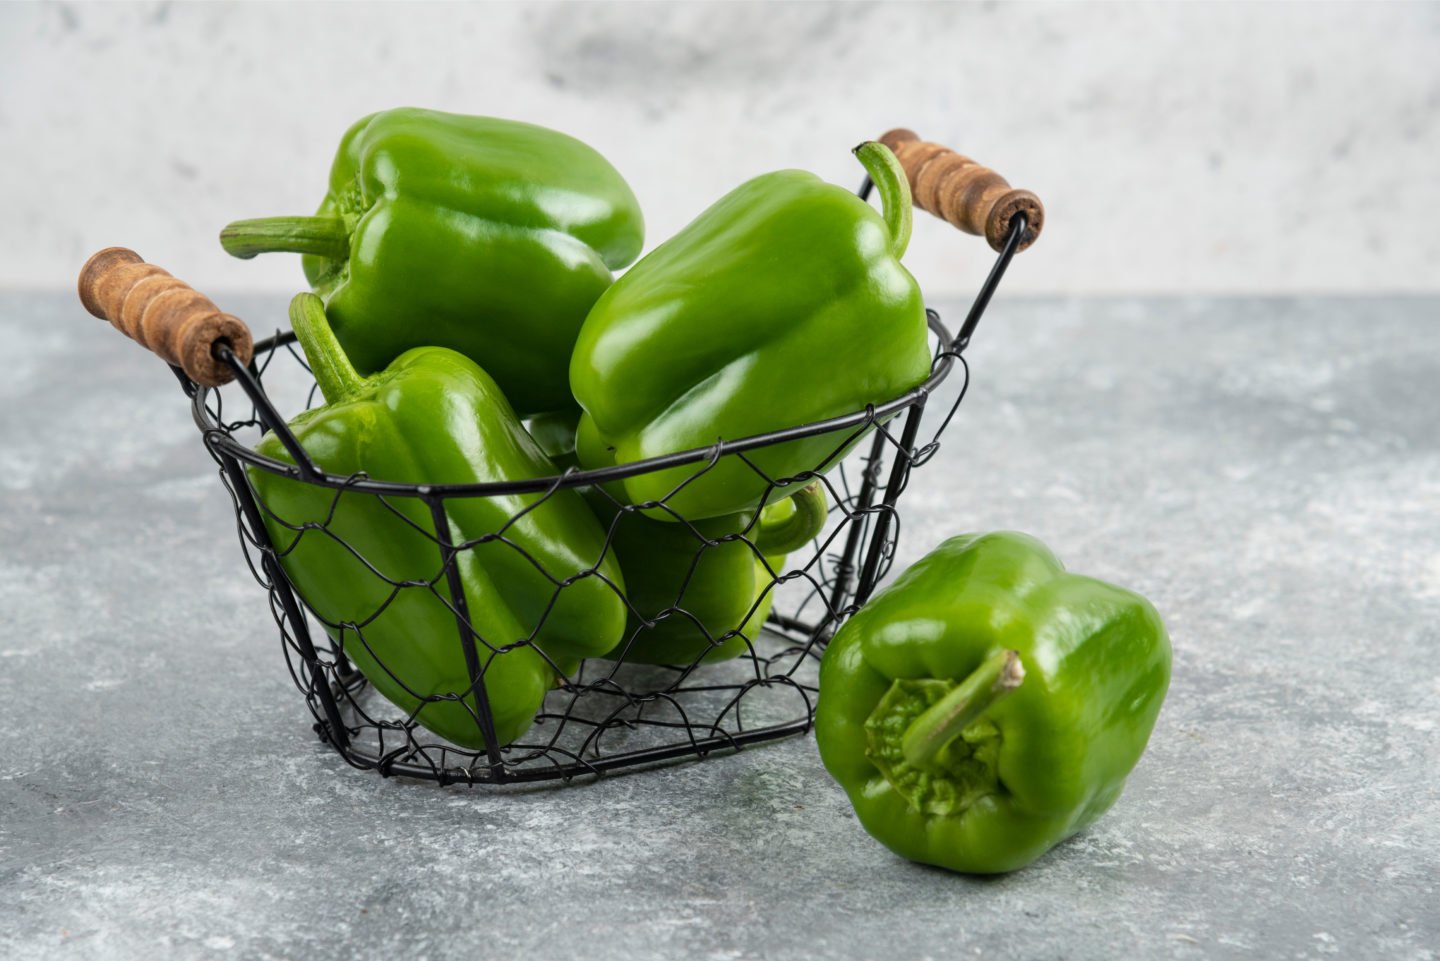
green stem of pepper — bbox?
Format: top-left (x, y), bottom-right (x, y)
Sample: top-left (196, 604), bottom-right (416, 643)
top-left (853, 141), bottom-right (913, 260)
top-left (219, 216), bottom-right (351, 261)
top-left (288, 292), bottom-right (367, 405)
top-left (901, 649), bottom-right (1025, 769)
top-left (753, 482), bottom-right (828, 556)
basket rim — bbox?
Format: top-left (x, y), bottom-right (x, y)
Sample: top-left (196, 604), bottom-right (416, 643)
top-left (194, 310), bottom-right (958, 497)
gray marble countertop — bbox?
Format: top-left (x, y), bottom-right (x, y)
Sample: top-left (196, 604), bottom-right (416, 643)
top-left (2, 292), bottom-right (1436, 961)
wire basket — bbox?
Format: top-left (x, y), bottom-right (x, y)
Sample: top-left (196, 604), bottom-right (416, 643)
top-left (79, 130), bottom-right (1041, 784)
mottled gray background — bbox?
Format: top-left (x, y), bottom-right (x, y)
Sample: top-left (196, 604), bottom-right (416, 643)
top-left (2, 3), bottom-right (1438, 960)
top-left (2, 1), bottom-right (1438, 296)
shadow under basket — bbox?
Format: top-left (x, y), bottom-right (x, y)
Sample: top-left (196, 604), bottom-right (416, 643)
top-left (80, 130), bottom-right (1039, 784)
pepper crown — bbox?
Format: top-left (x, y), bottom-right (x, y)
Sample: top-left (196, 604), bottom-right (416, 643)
top-left (863, 648), bottom-right (1025, 816)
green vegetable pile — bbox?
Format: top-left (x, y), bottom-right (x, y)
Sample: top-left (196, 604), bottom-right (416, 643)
top-left (226, 107), bottom-right (1169, 875)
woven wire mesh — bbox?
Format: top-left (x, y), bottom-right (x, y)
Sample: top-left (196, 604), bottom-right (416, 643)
top-left (191, 309), bottom-right (972, 784)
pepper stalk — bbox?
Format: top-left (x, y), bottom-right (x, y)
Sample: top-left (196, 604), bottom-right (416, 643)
top-left (753, 482), bottom-right (829, 556)
top-left (288, 292), bottom-right (366, 405)
top-left (853, 141), bottom-right (913, 260)
top-left (221, 217), bottom-right (351, 261)
top-left (900, 649), bottom-right (1025, 768)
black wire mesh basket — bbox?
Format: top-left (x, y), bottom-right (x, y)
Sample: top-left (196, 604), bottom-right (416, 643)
top-left (79, 130), bottom-right (1041, 785)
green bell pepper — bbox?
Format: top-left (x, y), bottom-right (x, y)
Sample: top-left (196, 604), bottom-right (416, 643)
top-left (599, 482), bottom-right (829, 665)
top-left (523, 412), bottom-right (831, 665)
top-left (815, 532), bottom-right (1171, 874)
top-left (249, 294), bottom-right (629, 749)
top-left (570, 141), bottom-right (931, 521)
top-left (221, 107), bottom-right (644, 416)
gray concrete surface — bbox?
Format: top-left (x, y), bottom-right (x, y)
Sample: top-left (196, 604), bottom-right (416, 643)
top-left (2, 292), bottom-right (1436, 960)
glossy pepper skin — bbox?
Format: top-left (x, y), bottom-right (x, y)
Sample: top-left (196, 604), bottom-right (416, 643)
top-left (570, 142), bottom-right (931, 521)
top-left (597, 483), bottom-right (829, 665)
top-left (221, 108), bottom-right (644, 416)
top-left (248, 294), bottom-right (628, 750)
top-left (815, 532), bottom-right (1171, 874)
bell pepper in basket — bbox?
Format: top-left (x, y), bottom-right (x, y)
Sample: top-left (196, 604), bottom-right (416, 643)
top-left (221, 107), bottom-right (645, 416)
top-left (570, 141), bottom-right (932, 521)
top-left (248, 294), bottom-right (629, 750)
top-left (526, 413), bottom-right (832, 665)
top-left (599, 482), bottom-right (829, 665)
top-left (815, 532), bottom-right (1171, 874)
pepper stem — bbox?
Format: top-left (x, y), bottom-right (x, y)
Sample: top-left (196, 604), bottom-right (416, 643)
top-left (220, 216), bottom-right (350, 261)
top-left (754, 482), bottom-right (829, 556)
top-left (854, 141), bottom-right (913, 259)
top-left (288, 292), bottom-right (367, 405)
top-left (901, 649), bottom-right (1025, 768)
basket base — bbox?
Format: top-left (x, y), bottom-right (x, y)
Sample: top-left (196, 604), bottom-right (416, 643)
top-left (314, 621), bottom-right (824, 785)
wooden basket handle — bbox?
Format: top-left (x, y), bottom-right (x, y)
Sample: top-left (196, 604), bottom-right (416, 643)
top-left (78, 247), bottom-right (254, 386)
top-left (879, 129), bottom-right (1044, 252)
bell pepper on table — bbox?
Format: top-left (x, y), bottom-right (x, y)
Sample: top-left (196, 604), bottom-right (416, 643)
top-left (248, 294), bottom-right (629, 750)
top-left (570, 141), bottom-right (932, 521)
top-left (815, 532), bottom-right (1171, 874)
top-left (598, 482), bottom-right (829, 665)
top-left (220, 107), bottom-right (645, 416)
